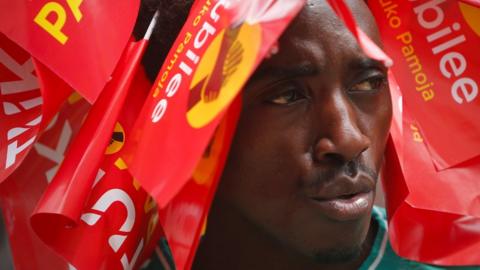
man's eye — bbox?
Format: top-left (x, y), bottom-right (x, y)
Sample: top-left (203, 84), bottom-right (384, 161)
top-left (268, 89), bottom-right (306, 105)
top-left (350, 76), bottom-right (386, 92)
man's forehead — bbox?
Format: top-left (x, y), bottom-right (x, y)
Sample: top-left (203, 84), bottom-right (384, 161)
top-left (293, 0), bottom-right (380, 44)
top-left (248, 0), bottom-right (382, 79)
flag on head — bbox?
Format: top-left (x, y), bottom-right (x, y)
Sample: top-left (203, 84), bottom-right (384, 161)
top-left (122, 0), bottom-right (306, 268)
top-left (123, 0), bottom-right (305, 208)
top-left (368, 0), bottom-right (480, 169)
top-left (366, 0), bottom-right (480, 265)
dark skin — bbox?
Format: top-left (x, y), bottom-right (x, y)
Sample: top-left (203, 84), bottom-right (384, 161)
top-left (193, 0), bottom-right (392, 269)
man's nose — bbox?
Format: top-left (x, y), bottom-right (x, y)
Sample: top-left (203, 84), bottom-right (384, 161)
top-left (313, 93), bottom-right (371, 164)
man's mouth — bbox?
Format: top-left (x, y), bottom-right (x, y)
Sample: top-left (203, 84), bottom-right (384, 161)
top-left (309, 191), bottom-right (373, 221)
top-left (307, 175), bottom-right (375, 221)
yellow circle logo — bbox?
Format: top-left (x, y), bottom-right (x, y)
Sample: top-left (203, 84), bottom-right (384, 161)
top-left (192, 118), bottom-right (227, 186)
top-left (186, 23), bottom-right (261, 128)
top-left (459, 2), bottom-right (480, 37)
top-left (105, 122), bottom-right (125, 155)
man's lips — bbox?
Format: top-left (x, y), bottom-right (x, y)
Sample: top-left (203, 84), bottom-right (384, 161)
top-left (306, 175), bottom-right (375, 221)
top-left (309, 191), bottom-right (373, 221)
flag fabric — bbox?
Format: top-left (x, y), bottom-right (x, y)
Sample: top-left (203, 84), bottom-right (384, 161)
top-left (33, 37), bottom-right (150, 224)
top-left (383, 73), bottom-right (480, 265)
top-left (460, 0), bottom-right (480, 5)
top-left (0, 0), bottom-right (139, 103)
top-left (30, 71), bottom-right (163, 270)
top-left (159, 96), bottom-right (241, 270)
top-left (366, 0), bottom-right (480, 265)
top-left (122, 2), bottom-right (305, 268)
top-left (123, 0), bottom-right (305, 208)
top-left (0, 33), bottom-right (70, 182)
top-left (329, 0), bottom-right (480, 265)
top-left (0, 33), bottom-right (43, 182)
top-left (121, 1), bottom-right (306, 268)
top-left (0, 92), bottom-right (90, 270)
top-left (0, 0), bottom-right (140, 180)
top-left (26, 13), bottom-right (161, 267)
top-left (368, 0), bottom-right (480, 169)
top-left (2, 71), bottom-right (164, 270)
top-left (1, 5), bottom-right (161, 269)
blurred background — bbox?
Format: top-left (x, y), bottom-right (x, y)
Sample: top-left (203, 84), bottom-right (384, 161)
top-left (1, 214), bottom-right (13, 269)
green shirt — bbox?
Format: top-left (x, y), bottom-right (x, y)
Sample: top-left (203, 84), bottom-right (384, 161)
top-left (145, 206), bottom-right (479, 269)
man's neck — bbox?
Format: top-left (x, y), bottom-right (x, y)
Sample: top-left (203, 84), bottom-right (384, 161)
top-left (192, 199), bottom-right (378, 270)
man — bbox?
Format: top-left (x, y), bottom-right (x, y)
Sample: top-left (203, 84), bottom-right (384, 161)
top-left (136, 0), bottom-right (476, 269)
top-left (194, 0), bottom-right (390, 267)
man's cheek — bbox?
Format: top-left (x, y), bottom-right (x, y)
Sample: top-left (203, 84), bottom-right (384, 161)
top-left (364, 144), bottom-right (385, 173)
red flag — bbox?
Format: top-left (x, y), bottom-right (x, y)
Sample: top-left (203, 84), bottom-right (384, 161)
top-left (383, 73), bottom-right (480, 265)
top-left (0, 33), bottom-right (70, 182)
top-left (368, 0), bottom-right (480, 169)
top-left (0, 33), bottom-right (42, 182)
top-left (0, 0), bottom-right (139, 103)
top-left (460, 0), bottom-right (480, 5)
top-left (331, 0), bottom-right (480, 265)
top-left (122, 1), bottom-right (305, 268)
top-left (0, 92), bottom-right (90, 270)
top-left (33, 29), bottom-right (153, 224)
top-left (33, 59), bottom-right (73, 130)
top-left (160, 97), bottom-right (241, 270)
top-left (123, 0), bottom-right (305, 209)
top-left (22, 12), bottom-right (163, 269)
top-left (29, 72), bottom-right (163, 270)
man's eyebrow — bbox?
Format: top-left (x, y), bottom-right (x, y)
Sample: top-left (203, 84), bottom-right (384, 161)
top-left (350, 57), bottom-right (386, 71)
top-left (250, 62), bottom-right (318, 82)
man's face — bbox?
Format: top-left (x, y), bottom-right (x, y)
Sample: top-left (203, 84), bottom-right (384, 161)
top-left (214, 0), bottom-right (391, 263)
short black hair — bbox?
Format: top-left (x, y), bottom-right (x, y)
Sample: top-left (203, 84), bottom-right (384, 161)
top-left (133, 0), bottom-right (194, 81)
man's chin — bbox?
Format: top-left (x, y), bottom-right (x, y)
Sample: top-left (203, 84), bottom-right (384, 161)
top-left (312, 244), bottom-right (363, 264)
top-left (309, 218), bottom-right (375, 266)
